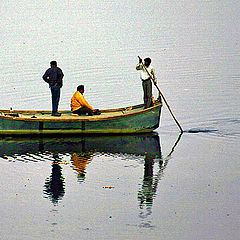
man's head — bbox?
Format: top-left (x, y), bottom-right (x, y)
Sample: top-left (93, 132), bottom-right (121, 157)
top-left (77, 85), bottom-right (84, 93)
top-left (144, 58), bottom-right (151, 67)
top-left (50, 61), bottom-right (57, 67)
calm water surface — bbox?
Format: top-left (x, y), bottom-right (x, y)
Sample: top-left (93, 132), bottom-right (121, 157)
top-left (0, 0), bottom-right (239, 239)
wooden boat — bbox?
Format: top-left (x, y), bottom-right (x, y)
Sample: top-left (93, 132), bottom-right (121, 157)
top-left (0, 101), bottom-right (162, 135)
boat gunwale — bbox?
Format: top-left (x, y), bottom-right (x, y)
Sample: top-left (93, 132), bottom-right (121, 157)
top-left (0, 102), bottom-right (162, 122)
top-left (0, 128), bottom-right (156, 136)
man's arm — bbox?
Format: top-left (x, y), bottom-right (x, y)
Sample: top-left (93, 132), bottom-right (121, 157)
top-left (42, 69), bottom-right (50, 83)
top-left (57, 68), bottom-right (64, 80)
top-left (151, 68), bottom-right (157, 84)
top-left (56, 68), bottom-right (64, 87)
top-left (136, 63), bottom-right (143, 70)
top-left (136, 57), bottom-right (143, 70)
top-left (78, 93), bottom-right (94, 110)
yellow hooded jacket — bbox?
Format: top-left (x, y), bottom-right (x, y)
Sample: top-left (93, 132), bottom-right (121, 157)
top-left (71, 91), bottom-right (94, 112)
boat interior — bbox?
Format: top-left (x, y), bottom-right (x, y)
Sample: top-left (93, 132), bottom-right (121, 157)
top-left (0, 101), bottom-right (161, 121)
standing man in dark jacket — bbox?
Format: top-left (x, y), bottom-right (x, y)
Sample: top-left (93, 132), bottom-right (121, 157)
top-left (43, 61), bottom-right (64, 116)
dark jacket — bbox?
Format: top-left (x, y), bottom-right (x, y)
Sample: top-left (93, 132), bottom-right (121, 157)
top-left (42, 66), bottom-right (64, 87)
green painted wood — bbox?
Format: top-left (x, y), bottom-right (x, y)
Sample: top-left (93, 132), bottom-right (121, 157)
top-left (0, 103), bottom-right (162, 135)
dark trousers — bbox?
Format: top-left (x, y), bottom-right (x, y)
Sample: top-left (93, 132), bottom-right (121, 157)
top-left (73, 107), bottom-right (93, 116)
top-left (50, 86), bottom-right (61, 113)
top-left (142, 79), bottom-right (153, 108)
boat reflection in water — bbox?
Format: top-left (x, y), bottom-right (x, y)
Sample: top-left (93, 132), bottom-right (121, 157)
top-left (0, 133), bottom-right (181, 210)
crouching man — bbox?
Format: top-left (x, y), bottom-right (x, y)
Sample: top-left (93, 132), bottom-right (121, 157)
top-left (71, 85), bottom-right (100, 116)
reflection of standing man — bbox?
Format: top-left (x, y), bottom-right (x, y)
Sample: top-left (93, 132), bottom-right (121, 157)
top-left (138, 154), bottom-right (154, 208)
top-left (44, 154), bottom-right (65, 204)
top-left (42, 61), bottom-right (64, 116)
top-left (136, 57), bottom-right (156, 109)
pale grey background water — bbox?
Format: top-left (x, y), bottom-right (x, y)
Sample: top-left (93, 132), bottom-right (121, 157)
top-left (0, 1), bottom-right (239, 239)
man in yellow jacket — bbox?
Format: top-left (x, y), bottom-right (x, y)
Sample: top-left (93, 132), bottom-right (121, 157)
top-left (71, 85), bottom-right (97, 116)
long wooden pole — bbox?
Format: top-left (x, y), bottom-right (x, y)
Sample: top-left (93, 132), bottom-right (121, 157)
top-left (138, 56), bottom-right (183, 133)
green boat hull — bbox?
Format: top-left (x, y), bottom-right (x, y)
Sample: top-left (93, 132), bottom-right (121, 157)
top-left (0, 103), bottom-right (162, 135)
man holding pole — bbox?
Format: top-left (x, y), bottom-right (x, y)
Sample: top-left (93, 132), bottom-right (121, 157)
top-left (136, 57), bottom-right (156, 109)
top-left (137, 56), bottom-right (183, 133)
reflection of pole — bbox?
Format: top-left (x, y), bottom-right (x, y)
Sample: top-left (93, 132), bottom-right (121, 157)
top-left (167, 132), bottom-right (183, 158)
top-left (138, 133), bottom-right (183, 216)
top-left (151, 133), bottom-right (183, 194)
